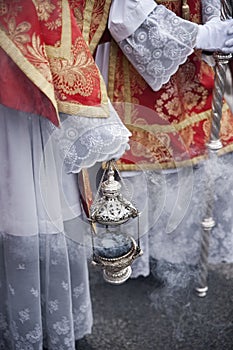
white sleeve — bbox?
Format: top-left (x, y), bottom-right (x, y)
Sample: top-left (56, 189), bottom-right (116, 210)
top-left (52, 101), bottom-right (131, 174)
top-left (108, 0), bottom-right (157, 42)
top-left (109, 4), bottom-right (198, 91)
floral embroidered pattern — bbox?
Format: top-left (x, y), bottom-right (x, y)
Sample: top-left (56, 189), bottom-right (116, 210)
top-left (48, 300), bottom-right (59, 314)
top-left (73, 283), bottom-right (84, 298)
top-left (119, 5), bottom-right (198, 92)
top-left (53, 316), bottom-right (70, 335)
top-left (108, 3), bottom-right (233, 170)
top-left (19, 309), bottom-right (30, 323)
top-left (201, 0), bottom-right (220, 22)
top-left (6, 17), bottom-right (31, 53)
top-left (0, 0), bottom-right (108, 120)
top-left (34, 0), bottom-right (56, 22)
top-left (0, 232), bottom-right (93, 349)
top-left (49, 37), bottom-right (98, 98)
top-left (27, 33), bottom-right (53, 82)
top-left (50, 105), bottom-right (130, 173)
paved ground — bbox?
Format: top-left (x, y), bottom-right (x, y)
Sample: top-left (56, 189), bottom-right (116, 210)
top-left (76, 259), bottom-right (233, 350)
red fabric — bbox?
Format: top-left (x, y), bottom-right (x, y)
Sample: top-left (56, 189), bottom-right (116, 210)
top-left (0, 48), bottom-right (58, 125)
top-left (0, 0), bottom-right (107, 124)
top-left (107, 1), bottom-right (233, 170)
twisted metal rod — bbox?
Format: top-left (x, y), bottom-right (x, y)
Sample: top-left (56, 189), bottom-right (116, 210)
top-left (196, 0), bottom-right (233, 297)
top-left (209, 53), bottom-right (232, 149)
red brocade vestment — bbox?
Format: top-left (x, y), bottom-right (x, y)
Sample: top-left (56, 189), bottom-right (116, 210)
top-left (107, 0), bottom-right (233, 170)
top-left (0, 0), bottom-right (111, 126)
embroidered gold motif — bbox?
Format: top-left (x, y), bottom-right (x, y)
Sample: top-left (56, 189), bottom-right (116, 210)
top-left (27, 33), bottom-right (53, 83)
top-left (45, 0), bottom-right (71, 60)
top-left (49, 37), bottom-right (98, 97)
top-left (155, 60), bottom-right (209, 124)
top-left (218, 109), bottom-right (233, 142)
top-left (34, 0), bottom-right (56, 22)
top-left (128, 126), bottom-right (174, 164)
top-left (0, 1), bottom-right (8, 16)
top-left (0, 0), bottom-right (109, 121)
top-left (73, 0), bottom-right (112, 53)
top-left (7, 18), bottom-right (31, 53)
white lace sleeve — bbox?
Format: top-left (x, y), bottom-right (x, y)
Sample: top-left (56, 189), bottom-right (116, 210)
top-left (49, 101), bottom-right (131, 174)
top-left (110, 5), bottom-right (198, 92)
top-left (201, 0), bottom-right (221, 23)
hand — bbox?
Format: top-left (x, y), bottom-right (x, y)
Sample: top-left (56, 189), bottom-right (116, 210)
top-left (195, 17), bottom-right (233, 53)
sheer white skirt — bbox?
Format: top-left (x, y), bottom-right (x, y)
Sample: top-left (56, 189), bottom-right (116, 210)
top-left (0, 103), bottom-right (130, 350)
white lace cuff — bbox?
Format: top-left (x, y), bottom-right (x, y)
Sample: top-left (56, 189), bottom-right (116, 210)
top-left (115, 5), bottom-right (198, 91)
top-left (50, 102), bottom-right (131, 174)
top-left (201, 0), bottom-right (221, 23)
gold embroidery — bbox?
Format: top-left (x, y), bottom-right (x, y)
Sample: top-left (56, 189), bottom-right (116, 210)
top-left (154, 59), bottom-right (209, 122)
top-left (58, 98), bottom-right (109, 118)
top-left (45, 0), bottom-right (72, 60)
top-left (33, 0), bottom-right (56, 22)
top-left (219, 143), bottom-right (233, 156)
top-left (27, 33), bottom-right (52, 83)
top-left (0, 0), bottom-right (109, 121)
top-left (49, 37), bottom-right (99, 97)
top-left (69, 0), bottom-right (84, 31)
top-left (128, 126), bottom-right (173, 162)
top-left (218, 108), bottom-right (233, 142)
top-left (88, 0), bottom-right (112, 53)
top-left (0, 1), bottom-right (8, 16)
top-left (125, 105), bottom-right (227, 134)
top-left (116, 156), bottom-right (204, 171)
top-left (74, 0), bottom-right (112, 54)
top-left (156, 0), bottom-right (180, 13)
top-left (7, 17), bottom-right (31, 53)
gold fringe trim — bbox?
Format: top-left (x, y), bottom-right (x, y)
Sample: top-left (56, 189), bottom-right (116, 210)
top-left (117, 141), bottom-right (233, 171)
top-left (58, 100), bottom-right (109, 118)
top-left (116, 154), bottom-right (207, 171)
top-left (122, 103), bottom-right (228, 133)
top-left (218, 142), bottom-right (233, 156)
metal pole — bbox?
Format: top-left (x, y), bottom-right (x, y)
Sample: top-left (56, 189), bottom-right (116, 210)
top-left (196, 0), bottom-right (233, 297)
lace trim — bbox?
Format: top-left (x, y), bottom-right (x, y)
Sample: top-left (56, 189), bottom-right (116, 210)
top-left (49, 102), bottom-right (131, 174)
top-left (201, 0), bottom-right (220, 23)
top-left (119, 5), bottom-right (198, 91)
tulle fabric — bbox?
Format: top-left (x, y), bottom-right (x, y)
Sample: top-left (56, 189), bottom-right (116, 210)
top-left (130, 154), bottom-right (233, 265)
top-left (0, 103), bottom-right (130, 349)
top-left (0, 232), bottom-right (92, 350)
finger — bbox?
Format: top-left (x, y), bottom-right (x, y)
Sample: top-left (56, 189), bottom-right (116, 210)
top-left (221, 46), bottom-right (233, 54)
top-left (227, 26), bottom-right (233, 35)
top-left (224, 38), bottom-right (233, 47)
